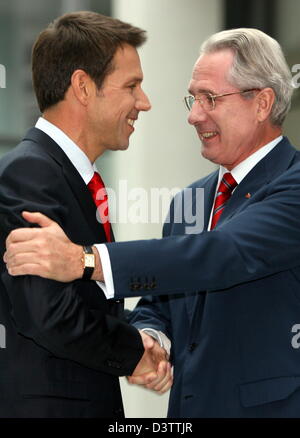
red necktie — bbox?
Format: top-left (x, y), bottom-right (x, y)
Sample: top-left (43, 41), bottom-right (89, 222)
top-left (210, 172), bottom-right (237, 230)
top-left (87, 171), bottom-right (112, 242)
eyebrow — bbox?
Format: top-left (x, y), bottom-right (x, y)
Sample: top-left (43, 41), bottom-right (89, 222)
top-left (188, 88), bottom-right (215, 95)
top-left (126, 77), bottom-right (143, 84)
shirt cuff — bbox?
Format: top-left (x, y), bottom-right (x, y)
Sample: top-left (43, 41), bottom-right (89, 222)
top-left (94, 243), bottom-right (115, 299)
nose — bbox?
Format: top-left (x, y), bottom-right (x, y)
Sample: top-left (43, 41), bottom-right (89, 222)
top-left (187, 101), bottom-right (208, 125)
top-left (136, 88), bottom-right (151, 112)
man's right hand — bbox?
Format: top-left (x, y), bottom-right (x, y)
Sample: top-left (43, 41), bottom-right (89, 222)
top-left (128, 332), bottom-right (173, 394)
top-left (3, 211), bottom-right (104, 282)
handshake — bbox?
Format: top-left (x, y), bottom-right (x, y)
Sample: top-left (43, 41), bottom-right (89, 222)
top-left (129, 331), bottom-right (173, 394)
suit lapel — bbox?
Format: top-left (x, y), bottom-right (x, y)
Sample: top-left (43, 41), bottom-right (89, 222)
top-left (203, 171), bottom-right (219, 230)
top-left (23, 128), bottom-right (107, 243)
top-left (214, 137), bottom-right (297, 228)
top-left (62, 163), bottom-right (107, 242)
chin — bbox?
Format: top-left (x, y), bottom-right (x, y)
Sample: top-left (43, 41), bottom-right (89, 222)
top-left (201, 144), bottom-right (222, 162)
top-left (116, 143), bottom-right (129, 151)
top-left (201, 146), bottom-right (212, 160)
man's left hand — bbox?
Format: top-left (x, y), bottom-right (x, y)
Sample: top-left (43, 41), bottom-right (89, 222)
top-left (4, 211), bottom-right (84, 282)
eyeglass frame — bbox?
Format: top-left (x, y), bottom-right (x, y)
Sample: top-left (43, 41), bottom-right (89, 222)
top-left (183, 88), bottom-right (261, 112)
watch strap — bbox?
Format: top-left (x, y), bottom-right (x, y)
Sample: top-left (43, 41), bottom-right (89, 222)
top-left (82, 245), bottom-right (95, 280)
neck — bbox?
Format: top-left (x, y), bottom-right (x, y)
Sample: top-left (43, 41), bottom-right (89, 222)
top-left (224, 125), bottom-right (282, 171)
top-left (43, 108), bottom-right (105, 163)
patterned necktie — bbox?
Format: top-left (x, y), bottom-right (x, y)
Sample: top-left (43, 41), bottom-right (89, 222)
top-left (210, 172), bottom-right (237, 230)
top-left (87, 171), bottom-right (111, 242)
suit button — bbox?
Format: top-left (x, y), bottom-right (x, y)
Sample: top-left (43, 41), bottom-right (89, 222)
top-left (189, 342), bottom-right (197, 352)
top-left (143, 277), bottom-right (150, 290)
top-left (106, 359), bottom-right (121, 368)
top-left (130, 283), bottom-right (141, 291)
top-left (150, 277), bottom-right (157, 289)
top-left (130, 277), bottom-right (139, 291)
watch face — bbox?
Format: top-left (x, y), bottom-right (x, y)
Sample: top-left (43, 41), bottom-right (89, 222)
top-left (84, 254), bottom-right (95, 268)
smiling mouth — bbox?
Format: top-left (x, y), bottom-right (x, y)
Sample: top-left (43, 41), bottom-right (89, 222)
top-left (199, 131), bottom-right (218, 141)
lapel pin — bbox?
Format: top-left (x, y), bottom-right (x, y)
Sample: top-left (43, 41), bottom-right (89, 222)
top-left (245, 193), bottom-right (251, 199)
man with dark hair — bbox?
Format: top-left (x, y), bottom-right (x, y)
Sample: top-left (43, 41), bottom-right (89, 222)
top-left (32, 11), bottom-right (147, 113)
top-left (0, 11), bottom-right (172, 418)
top-left (7, 27), bottom-right (300, 418)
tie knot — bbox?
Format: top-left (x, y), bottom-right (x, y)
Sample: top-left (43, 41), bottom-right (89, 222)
top-left (89, 171), bottom-right (105, 189)
top-left (218, 172), bottom-right (237, 194)
top-left (88, 171), bottom-right (107, 199)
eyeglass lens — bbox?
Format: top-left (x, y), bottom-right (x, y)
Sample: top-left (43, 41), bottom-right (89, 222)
top-left (185, 94), bottom-right (213, 111)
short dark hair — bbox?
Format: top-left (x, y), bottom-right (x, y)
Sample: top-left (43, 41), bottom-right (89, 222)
top-left (32, 11), bottom-right (147, 112)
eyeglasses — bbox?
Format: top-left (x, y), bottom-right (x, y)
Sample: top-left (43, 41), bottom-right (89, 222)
top-left (183, 89), bottom-right (260, 112)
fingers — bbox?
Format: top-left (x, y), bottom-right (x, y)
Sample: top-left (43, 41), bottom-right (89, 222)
top-left (155, 377), bottom-right (173, 394)
top-left (5, 212), bottom-right (55, 247)
top-left (6, 263), bottom-right (45, 277)
top-left (128, 360), bottom-right (173, 394)
top-left (127, 370), bottom-right (158, 386)
top-left (5, 251), bottom-right (39, 269)
top-left (22, 211), bottom-right (54, 228)
top-left (6, 228), bottom-right (42, 247)
top-left (4, 246), bottom-right (52, 277)
top-left (4, 240), bottom-right (40, 262)
top-left (145, 361), bottom-right (173, 394)
top-left (4, 235), bottom-right (46, 268)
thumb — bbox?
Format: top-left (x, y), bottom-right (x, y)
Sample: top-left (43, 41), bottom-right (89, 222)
top-left (140, 331), bottom-right (155, 350)
top-left (22, 211), bottom-right (54, 228)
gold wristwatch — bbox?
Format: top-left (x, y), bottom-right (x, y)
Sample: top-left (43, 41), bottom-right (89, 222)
top-left (82, 246), bottom-right (95, 280)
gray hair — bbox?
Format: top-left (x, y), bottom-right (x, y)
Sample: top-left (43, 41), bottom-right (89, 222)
top-left (200, 28), bottom-right (294, 126)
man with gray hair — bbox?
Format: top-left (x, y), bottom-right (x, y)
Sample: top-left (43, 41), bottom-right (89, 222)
top-left (5, 28), bottom-right (300, 417)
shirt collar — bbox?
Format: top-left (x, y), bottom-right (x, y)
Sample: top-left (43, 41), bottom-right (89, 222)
top-left (35, 117), bottom-right (97, 185)
top-left (218, 135), bottom-right (283, 187)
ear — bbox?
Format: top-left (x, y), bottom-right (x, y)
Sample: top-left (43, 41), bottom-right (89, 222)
top-left (70, 69), bottom-right (95, 106)
top-left (256, 88), bottom-right (275, 122)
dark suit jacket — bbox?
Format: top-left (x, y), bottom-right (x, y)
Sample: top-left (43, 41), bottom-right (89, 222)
top-left (107, 137), bottom-right (300, 417)
top-left (0, 127), bottom-right (143, 418)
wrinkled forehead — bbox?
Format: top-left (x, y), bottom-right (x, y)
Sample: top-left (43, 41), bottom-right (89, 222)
top-left (193, 49), bottom-right (234, 77)
top-left (188, 49), bottom-right (235, 92)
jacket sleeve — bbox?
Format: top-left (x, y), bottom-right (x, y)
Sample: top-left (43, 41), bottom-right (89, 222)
top-left (0, 152), bottom-right (144, 376)
top-left (127, 295), bottom-right (172, 340)
top-left (107, 161), bottom-right (300, 298)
